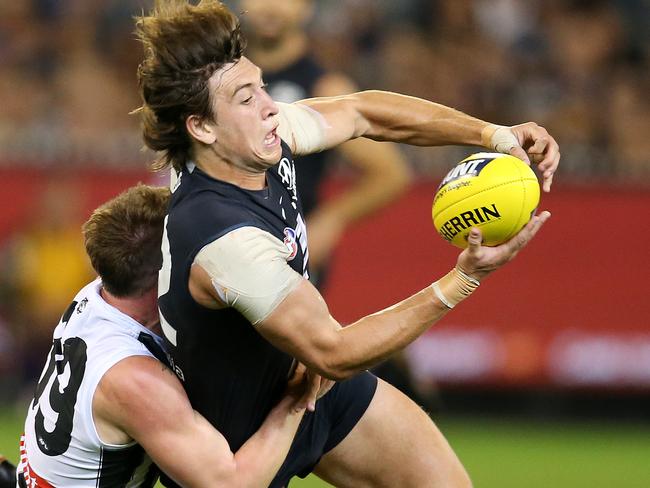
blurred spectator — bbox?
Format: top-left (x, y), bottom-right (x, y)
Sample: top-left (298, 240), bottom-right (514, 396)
top-left (0, 0), bottom-right (647, 180)
top-left (0, 178), bottom-right (94, 391)
top-left (608, 68), bottom-right (650, 180)
top-left (0, 0), bottom-right (147, 166)
top-left (537, 1), bottom-right (625, 177)
top-left (307, 0), bottom-right (649, 183)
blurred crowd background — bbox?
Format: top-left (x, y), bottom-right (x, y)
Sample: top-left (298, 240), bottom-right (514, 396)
top-left (0, 0), bottom-right (649, 406)
top-left (1, 0), bottom-right (648, 175)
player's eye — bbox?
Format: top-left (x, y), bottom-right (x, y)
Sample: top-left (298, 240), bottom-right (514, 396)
top-left (261, 83), bottom-right (268, 91)
top-left (242, 96), bottom-right (253, 105)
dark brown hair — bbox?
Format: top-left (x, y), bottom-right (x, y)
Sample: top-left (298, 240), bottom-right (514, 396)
top-left (82, 184), bottom-right (170, 297)
top-left (135, 0), bottom-right (246, 172)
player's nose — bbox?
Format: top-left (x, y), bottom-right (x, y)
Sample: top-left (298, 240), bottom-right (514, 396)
top-left (261, 89), bottom-right (279, 119)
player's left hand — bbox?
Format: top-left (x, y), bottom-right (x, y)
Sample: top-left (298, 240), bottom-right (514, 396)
top-left (507, 122), bottom-right (560, 193)
top-left (286, 363), bottom-right (334, 412)
top-left (310, 369), bottom-right (335, 402)
top-left (457, 210), bottom-right (551, 281)
top-left (484, 122), bottom-right (560, 193)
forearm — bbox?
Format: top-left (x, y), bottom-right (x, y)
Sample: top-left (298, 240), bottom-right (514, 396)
top-left (263, 204), bottom-right (550, 384)
top-left (329, 266), bottom-right (480, 378)
top-left (328, 286), bottom-right (450, 378)
top-left (154, 405), bottom-right (303, 488)
top-left (352, 90), bottom-right (489, 148)
top-left (116, 357), bottom-right (304, 488)
top-left (230, 398), bottom-right (304, 487)
top-left (260, 268), bottom-right (479, 381)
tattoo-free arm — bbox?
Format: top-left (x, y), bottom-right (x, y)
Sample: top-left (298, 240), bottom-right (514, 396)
top-left (300, 90), bottom-right (487, 150)
top-left (94, 356), bottom-right (307, 488)
top-left (297, 90), bottom-right (560, 191)
top-left (255, 212), bottom-right (551, 381)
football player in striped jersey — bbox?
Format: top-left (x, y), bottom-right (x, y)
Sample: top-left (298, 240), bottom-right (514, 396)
top-left (18, 185), bottom-right (323, 488)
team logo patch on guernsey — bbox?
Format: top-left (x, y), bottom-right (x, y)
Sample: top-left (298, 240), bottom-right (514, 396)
top-left (283, 227), bottom-right (298, 260)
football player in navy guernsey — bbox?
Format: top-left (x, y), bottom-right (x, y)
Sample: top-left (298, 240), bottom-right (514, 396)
top-left (137, 1), bottom-right (559, 487)
top-left (242, 0), bottom-right (429, 409)
top-left (241, 0), bottom-right (411, 288)
top-left (17, 185), bottom-right (323, 488)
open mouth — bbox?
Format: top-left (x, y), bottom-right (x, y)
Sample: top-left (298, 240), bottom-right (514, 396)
top-left (264, 127), bottom-right (280, 147)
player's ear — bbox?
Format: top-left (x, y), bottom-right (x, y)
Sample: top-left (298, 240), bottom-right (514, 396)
top-left (186, 115), bottom-right (217, 145)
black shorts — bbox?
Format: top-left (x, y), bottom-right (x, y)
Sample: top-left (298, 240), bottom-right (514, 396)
top-left (160, 372), bottom-right (377, 488)
top-left (271, 371), bottom-right (378, 487)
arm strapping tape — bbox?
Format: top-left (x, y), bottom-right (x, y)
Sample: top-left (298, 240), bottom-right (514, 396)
top-left (276, 102), bottom-right (329, 156)
top-left (481, 124), bottom-right (519, 154)
top-left (194, 227), bottom-right (303, 325)
top-left (430, 267), bottom-right (480, 309)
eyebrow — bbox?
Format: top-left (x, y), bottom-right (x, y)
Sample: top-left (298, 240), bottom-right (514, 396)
top-left (231, 82), bottom-right (253, 99)
top-left (230, 68), bottom-right (264, 99)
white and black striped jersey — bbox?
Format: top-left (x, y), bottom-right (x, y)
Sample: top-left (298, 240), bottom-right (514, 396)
top-left (18, 280), bottom-right (161, 487)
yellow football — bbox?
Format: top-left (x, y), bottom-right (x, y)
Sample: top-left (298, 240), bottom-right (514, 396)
top-left (432, 152), bottom-right (540, 248)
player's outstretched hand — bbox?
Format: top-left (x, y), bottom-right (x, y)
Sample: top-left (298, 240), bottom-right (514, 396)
top-left (456, 211), bottom-right (551, 282)
top-left (508, 122), bottom-right (560, 193)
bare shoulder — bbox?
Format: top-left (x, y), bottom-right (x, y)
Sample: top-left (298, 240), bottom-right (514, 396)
top-left (94, 355), bottom-right (189, 435)
top-left (98, 355), bottom-right (181, 399)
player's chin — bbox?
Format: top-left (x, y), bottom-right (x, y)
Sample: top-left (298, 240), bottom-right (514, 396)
top-left (257, 141), bottom-right (282, 162)
top-left (250, 151), bottom-right (280, 170)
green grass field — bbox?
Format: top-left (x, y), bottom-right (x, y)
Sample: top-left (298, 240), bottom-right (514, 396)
top-left (3, 405), bottom-right (650, 487)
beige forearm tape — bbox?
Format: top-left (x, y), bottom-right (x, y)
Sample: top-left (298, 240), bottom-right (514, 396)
top-left (431, 267), bottom-right (480, 309)
top-left (481, 124), bottom-right (519, 154)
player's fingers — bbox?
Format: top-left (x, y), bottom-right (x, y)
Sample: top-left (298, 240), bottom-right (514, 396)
top-left (528, 136), bottom-right (549, 156)
top-left (303, 372), bottom-right (322, 412)
top-left (510, 146), bottom-right (531, 165)
top-left (466, 227), bottom-right (483, 255)
top-left (529, 153), bottom-right (546, 164)
top-left (295, 362), bottom-right (306, 375)
top-left (542, 171), bottom-right (554, 193)
top-left (536, 140), bottom-right (560, 178)
top-left (508, 211), bottom-right (551, 253)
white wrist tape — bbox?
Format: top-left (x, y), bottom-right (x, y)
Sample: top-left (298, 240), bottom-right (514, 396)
top-left (431, 267), bottom-right (480, 309)
top-left (481, 124), bottom-right (519, 154)
top-left (432, 282), bottom-right (454, 309)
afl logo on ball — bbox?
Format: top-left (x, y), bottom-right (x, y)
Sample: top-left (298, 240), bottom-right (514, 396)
top-left (283, 227), bottom-right (298, 260)
top-left (438, 157), bottom-right (493, 189)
